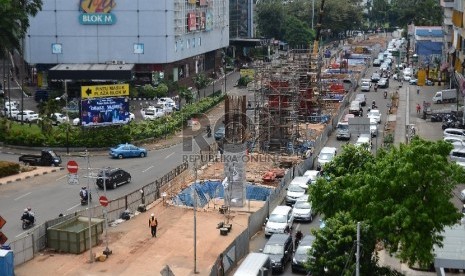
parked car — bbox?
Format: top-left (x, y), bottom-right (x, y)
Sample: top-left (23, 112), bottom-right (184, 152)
top-left (292, 235), bottom-right (316, 273)
top-left (449, 148), bottom-right (465, 164)
top-left (110, 143), bottom-right (147, 159)
top-left (14, 110), bottom-right (39, 122)
top-left (96, 168), bottom-right (131, 189)
top-left (264, 205), bottom-right (294, 237)
top-left (444, 128), bottom-right (465, 141)
top-left (460, 189), bottom-right (465, 202)
top-left (142, 106), bottom-right (164, 120)
top-left (444, 137), bottom-right (465, 150)
top-left (261, 233), bottom-right (293, 273)
top-left (372, 59), bottom-right (381, 67)
top-left (289, 176), bottom-right (312, 190)
top-left (291, 197), bottom-right (314, 222)
top-left (233, 252), bottom-right (271, 276)
top-left (367, 109), bottom-right (381, 124)
top-left (2, 106), bottom-right (20, 118)
top-left (317, 147), bottom-right (337, 170)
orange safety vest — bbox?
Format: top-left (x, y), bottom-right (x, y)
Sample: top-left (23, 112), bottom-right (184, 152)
top-left (150, 218), bottom-right (157, 227)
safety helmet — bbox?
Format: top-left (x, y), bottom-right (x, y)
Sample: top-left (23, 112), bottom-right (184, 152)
top-left (82, 186), bottom-right (86, 189)
top-left (27, 207), bottom-right (31, 211)
top-left (24, 208), bottom-right (28, 212)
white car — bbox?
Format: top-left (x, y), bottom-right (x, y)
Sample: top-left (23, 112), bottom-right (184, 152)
top-left (369, 118), bottom-right (378, 137)
top-left (444, 137), bottom-right (465, 150)
top-left (158, 97), bottom-right (178, 110)
top-left (291, 197), bottom-right (314, 222)
top-left (2, 107), bottom-right (20, 118)
top-left (444, 128), bottom-right (465, 141)
top-left (303, 170), bottom-right (321, 184)
top-left (141, 106), bottom-right (165, 120)
top-left (317, 147), bottom-right (337, 170)
top-left (285, 184), bottom-right (306, 205)
top-left (14, 110), bottom-right (39, 122)
top-left (50, 112), bottom-right (69, 125)
top-left (360, 81), bottom-right (371, 92)
top-left (367, 109), bottom-right (381, 124)
top-left (355, 133), bottom-right (372, 150)
top-left (460, 189), bottom-right (465, 202)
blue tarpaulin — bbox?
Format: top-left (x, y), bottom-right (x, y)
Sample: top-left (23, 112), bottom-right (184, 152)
top-left (416, 41), bottom-right (442, 56)
top-left (172, 180), bottom-right (272, 207)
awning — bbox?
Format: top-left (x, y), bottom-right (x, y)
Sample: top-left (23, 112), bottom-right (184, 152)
top-left (48, 63), bottom-right (135, 80)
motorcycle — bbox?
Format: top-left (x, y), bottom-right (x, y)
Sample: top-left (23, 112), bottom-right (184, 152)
top-left (80, 191), bottom-right (92, 205)
top-left (384, 91), bottom-right (387, 99)
top-left (20, 212), bottom-right (35, 230)
top-left (430, 113), bottom-right (444, 122)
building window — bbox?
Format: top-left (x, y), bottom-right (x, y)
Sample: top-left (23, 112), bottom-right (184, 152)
top-left (134, 43), bottom-right (144, 54)
top-left (197, 37), bottom-right (201, 46)
top-left (52, 43), bottom-right (62, 54)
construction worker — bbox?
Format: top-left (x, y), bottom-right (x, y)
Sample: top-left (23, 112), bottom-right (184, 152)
top-left (149, 213), bottom-right (158, 237)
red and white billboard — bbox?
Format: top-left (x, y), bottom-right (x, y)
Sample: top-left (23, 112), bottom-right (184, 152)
top-left (188, 12), bottom-right (197, 31)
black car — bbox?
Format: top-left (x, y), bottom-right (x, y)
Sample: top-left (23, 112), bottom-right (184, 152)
top-left (96, 168), bottom-right (131, 189)
top-left (262, 233), bottom-right (293, 273)
top-left (292, 235), bottom-right (316, 273)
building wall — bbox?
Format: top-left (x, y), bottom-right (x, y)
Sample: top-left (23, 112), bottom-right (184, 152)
top-left (24, 0), bottom-right (229, 65)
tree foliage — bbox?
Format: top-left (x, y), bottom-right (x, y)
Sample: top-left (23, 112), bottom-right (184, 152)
top-left (0, 0), bottom-right (43, 56)
top-left (255, 0), bottom-right (286, 40)
top-left (310, 139), bottom-right (465, 267)
top-left (310, 212), bottom-right (378, 275)
top-left (283, 16), bottom-right (314, 48)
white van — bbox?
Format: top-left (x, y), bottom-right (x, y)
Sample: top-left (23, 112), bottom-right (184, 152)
top-left (289, 176), bottom-right (312, 190)
top-left (264, 205), bottom-right (293, 237)
top-left (349, 101), bottom-right (361, 116)
top-left (285, 183), bottom-right (306, 205)
top-left (234, 252), bottom-right (271, 276)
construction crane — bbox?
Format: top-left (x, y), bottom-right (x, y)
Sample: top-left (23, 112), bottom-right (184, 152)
top-left (312, 0), bottom-right (326, 55)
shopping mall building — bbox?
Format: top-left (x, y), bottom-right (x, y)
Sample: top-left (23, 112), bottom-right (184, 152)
top-left (23, 0), bottom-right (230, 92)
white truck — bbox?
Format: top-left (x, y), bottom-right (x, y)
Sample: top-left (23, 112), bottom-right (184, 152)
top-left (432, 89), bottom-right (457, 104)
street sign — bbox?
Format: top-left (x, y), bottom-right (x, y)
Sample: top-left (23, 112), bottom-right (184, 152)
top-left (99, 196), bottom-right (109, 207)
top-left (0, 216), bottom-right (6, 229)
top-left (0, 215), bottom-right (7, 245)
top-left (67, 160), bottom-right (79, 174)
top-left (68, 174), bottom-right (79, 185)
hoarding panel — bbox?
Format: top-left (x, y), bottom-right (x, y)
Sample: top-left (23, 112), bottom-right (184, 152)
top-left (81, 84), bottom-right (129, 99)
top-left (80, 97), bottom-right (130, 127)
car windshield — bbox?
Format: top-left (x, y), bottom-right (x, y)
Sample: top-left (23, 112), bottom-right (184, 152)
top-left (337, 124), bottom-right (349, 130)
top-left (319, 153), bottom-right (334, 161)
top-left (48, 151), bottom-right (58, 157)
top-left (368, 110), bottom-right (380, 117)
top-left (296, 245), bottom-right (312, 255)
top-left (145, 110), bottom-right (156, 115)
top-left (263, 244), bottom-right (284, 255)
top-left (294, 201), bottom-right (311, 209)
top-left (288, 184), bottom-right (305, 192)
top-left (269, 214), bottom-right (288, 223)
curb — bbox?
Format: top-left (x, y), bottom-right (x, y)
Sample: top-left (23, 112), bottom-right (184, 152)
top-left (0, 167), bottom-right (65, 186)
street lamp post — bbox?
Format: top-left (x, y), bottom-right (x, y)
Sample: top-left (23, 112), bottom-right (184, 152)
top-left (64, 80), bottom-right (70, 155)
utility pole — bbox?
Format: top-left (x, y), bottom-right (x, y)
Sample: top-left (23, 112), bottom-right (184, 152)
top-left (84, 150), bottom-right (93, 263)
top-left (356, 221), bottom-right (360, 276)
top-left (193, 161), bottom-right (198, 274)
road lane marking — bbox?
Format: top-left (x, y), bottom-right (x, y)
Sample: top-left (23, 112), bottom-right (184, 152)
top-left (67, 203), bottom-right (81, 211)
top-left (56, 175), bottom-right (67, 181)
top-left (14, 192), bottom-right (31, 201)
top-left (142, 166), bottom-right (154, 173)
top-left (165, 152), bottom-right (175, 159)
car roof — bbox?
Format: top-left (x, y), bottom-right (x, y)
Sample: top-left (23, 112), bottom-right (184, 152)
top-left (444, 128), bottom-right (465, 132)
top-left (267, 233), bottom-right (291, 244)
top-left (320, 147), bottom-right (337, 153)
top-left (359, 133), bottom-right (371, 139)
top-left (272, 205), bottom-right (292, 215)
top-left (299, 235), bottom-right (316, 246)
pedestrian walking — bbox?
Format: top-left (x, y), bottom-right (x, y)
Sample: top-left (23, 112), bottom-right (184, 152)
top-left (416, 104), bottom-right (421, 114)
top-left (149, 213), bottom-right (158, 237)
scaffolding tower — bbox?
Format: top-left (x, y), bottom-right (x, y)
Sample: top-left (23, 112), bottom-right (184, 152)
top-left (247, 47), bottom-right (322, 154)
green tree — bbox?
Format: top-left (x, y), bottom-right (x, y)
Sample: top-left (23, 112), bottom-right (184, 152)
top-left (255, 0), bottom-right (286, 39)
top-left (193, 73), bottom-right (210, 100)
top-left (389, 0), bottom-right (442, 27)
top-left (154, 83), bottom-right (168, 98)
top-left (140, 84), bottom-right (157, 98)
top-left (0, 0), bottom-right (43, 56)
top-left (178, 86), bottom-right (194, 106)
top-left (283, 16), bottom-right (314, 48)
top-left (310, 139), bottom-right (465, 267)
top-left (310, 212), bottom-right (378, 275)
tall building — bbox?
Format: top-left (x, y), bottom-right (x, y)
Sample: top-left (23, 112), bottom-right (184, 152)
top-left (443, 0), bottom-right (465, 90)
top-left (23, 0), bottom-right (229, 88)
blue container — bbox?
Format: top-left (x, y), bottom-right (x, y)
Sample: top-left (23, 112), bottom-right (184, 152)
top-left (0, 249), bottom-right (14, 276)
